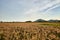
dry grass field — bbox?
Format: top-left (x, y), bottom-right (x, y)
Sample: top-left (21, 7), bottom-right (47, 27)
top-left (0, 22), bottom-right (60, 40)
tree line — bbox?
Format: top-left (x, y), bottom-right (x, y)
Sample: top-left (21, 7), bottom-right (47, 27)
top-left (0, 19), bottom-right (60, 22)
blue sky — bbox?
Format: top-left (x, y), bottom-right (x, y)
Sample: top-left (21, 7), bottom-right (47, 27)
top-left (0, 0), bottom-right (60, 22)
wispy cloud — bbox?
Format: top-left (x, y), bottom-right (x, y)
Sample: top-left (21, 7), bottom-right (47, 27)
top-left (44, 3), bottom-right (60, 12)
top-left (21, 0), bottom-right (60, 21)
top-left (0, 0), bottom-right (60, 21)
top-left (24, 0), bottom-right (60, 14)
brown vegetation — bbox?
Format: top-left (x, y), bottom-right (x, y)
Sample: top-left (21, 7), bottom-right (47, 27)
top-left (0, 22), bottom-right (60, 40)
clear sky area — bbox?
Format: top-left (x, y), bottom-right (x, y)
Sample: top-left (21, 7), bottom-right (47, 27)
top-left (0, 0), bottom-right (60, 22)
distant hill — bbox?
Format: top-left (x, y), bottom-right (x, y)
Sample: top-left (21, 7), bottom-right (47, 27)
top-left (34, 19), bottom-right (60, 22)
top-left (34, 19), bottom-right (47, 22)
top-left (0, 19), bottom-right (60, 22)
top-left (48, 20), bottom-right (60, 22)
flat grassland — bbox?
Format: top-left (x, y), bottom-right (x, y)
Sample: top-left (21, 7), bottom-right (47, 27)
top-left (0, 22), bottom-right (60, 40)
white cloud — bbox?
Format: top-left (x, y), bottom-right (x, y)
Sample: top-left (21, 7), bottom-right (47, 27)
top-left (0, 0), bottom-right (60, 21)
top-left (45, 4), bottom-right (60, 12)
top-left (22, 0), bottom-right (60, 21)
top-left (24, 0), bottom-right (60, 14)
